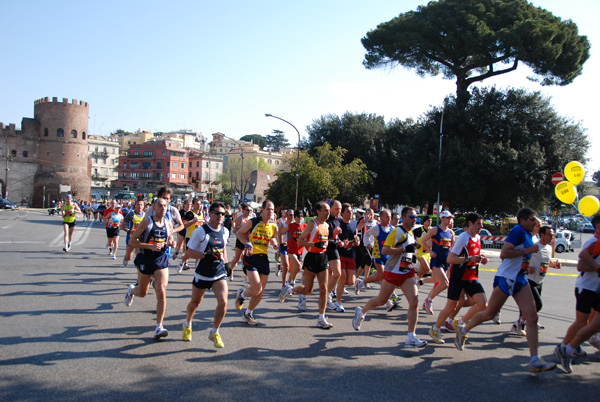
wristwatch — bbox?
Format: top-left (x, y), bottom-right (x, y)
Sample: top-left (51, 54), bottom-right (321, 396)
top-left (465, 255), bottom-right (470, 263)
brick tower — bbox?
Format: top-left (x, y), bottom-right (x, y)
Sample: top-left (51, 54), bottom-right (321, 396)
top-left (32, 97), bottom-right (91, 206)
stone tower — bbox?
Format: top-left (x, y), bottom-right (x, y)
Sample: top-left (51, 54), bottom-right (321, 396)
top-left (32, 97), bottom-right (91, 206)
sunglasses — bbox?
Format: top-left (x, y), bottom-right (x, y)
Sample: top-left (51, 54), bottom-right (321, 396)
top-left (245, 209), bottom-right (253, 212)
top-left (211, 211), bottom-right (225, 216)
top-left (408, 215), bottom-right (417, 219)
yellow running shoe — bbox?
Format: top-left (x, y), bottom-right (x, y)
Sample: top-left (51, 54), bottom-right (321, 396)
top-left (209, 331), bottom-right (224, 348)
top-left (182, 324), bottom-right (192, 342)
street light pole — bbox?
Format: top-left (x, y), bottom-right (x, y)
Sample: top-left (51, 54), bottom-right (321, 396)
top-left (265, 114), bottom-right (300, 210)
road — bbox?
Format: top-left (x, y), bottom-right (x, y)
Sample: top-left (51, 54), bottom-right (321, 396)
top-left (0, 210), bottom-right (598, 402)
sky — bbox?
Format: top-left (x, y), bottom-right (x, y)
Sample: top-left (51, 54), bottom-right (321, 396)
top-left (1, 0), bottom-right (599, 174)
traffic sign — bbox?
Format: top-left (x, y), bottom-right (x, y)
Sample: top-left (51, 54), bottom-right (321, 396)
top-left (243, 197), bottom-right (248, 202)
top-left (551, 172), bottom-right (564, 185)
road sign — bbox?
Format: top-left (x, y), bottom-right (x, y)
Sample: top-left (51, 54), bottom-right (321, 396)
top-left (243, 197), bottom-right (248, 202)
top-left (551, 172), bottom-right (564, 185)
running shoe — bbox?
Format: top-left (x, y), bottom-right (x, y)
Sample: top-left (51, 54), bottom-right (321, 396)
top-left (67, 242), bottom-right (71, 251)
top-left (122, 258), bottom-right (128, 267)
top-left (334, 301), bottom-right (345, 312)
top-left (589, 333), bottom-right (600, 350)
top-left (443, 321), bottom-right (456, 333)
top-left (108, 247), bottom-right (112, 254)
top-left (209, 331), bottom-right (224, 348)
top-left (352, 307), bottom-right (364, 331)
top-left (228, 273), bottom-right (234, 282)
top-left (355, 278), bottom-right (364, 295)
top-left (538, 322), bottom-right (545, 330)
top-left (153, 325), bottom-right (168, 339)
top-left (370, 267), bottom-right (377, 276)
top-left (111, 254), bottom-right (116, 260)
top-left (298, 294), bottom-right (307, 311)
top-left (422, 299), bottom-right (433, 315)
top-left (511, 323), bottom-right (527, 336)
top-left (124, 284), bottom-right (135, 307)
top-left (417, 278), bottom-right (423, 287)
top-left (172, 252), bottom-right (178, 261)
top-left (63, 247), bottom-right (68, 253)
top-left (182, 324), bottom-right (192, 342)
top-left (279, 284), bottom-right (293, 303)
top-left (553, 344), bottom-right (572, 373)
top-left (327, 296), bottom-right (336, 311)
top-left (492, 312), bottom-right (502, 325)
top-left (572, 345), bottom-right (587, 357)
top-left (317, 317), bottom-right (333, 329)
top-left (243, 276), bottom-right (249, 284)
top-left (405, 337), bottom-right (427, 348)
top-left (276, 264), bottom-right (282, 277)
top-left (429, 327), bottom-right (445, 344)
top-left (528, 358), bottom-right (556, 373)
top-left (242, 311), bottom-right (258, 326)
top-left (386, 300), bottom-right (399, 312)
top-left (455, 328), bottom-right (468, 351)
top-left (391, 292), bottom-right (402, 302)
top-left (343, 288), bottom-right (349, 295)
top-left (235, 288), bottom-right (245, 310)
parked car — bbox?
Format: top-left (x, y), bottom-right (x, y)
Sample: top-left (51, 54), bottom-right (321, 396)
top-left (452, 228), bottom-right (493, 247)
top-left (578, 222), bottom-right (594, 233)
top-left (555, 230), bottom-right (574, 253)
top-left (0, 198), bottom-right (18, 210)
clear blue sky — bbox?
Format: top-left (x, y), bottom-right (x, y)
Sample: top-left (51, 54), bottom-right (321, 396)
top-left (1, 0), bottom-right (598, 174)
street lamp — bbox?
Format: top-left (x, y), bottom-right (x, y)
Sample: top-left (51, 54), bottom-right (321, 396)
top-left (265, 113), bottom-right (300, 209)
top-left (221, 135), bottom-right (244, 203)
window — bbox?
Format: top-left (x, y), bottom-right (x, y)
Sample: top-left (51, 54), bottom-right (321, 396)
top-left (180, 174), bottom-right (185, 179)
top-left (142, 172), bottom-right (151, 178)
top-left (205, 172), bottom-right (209, 180)
top-left (11, 150), bottom-right (17, 157)
top-left (172, 173), bottom-right (176, 179)
top-left (44, 128), bottom-right (48, 137)
top-left (268, 159), bottom-right (272, 164)
top-left (130, 162), bottom-right (139, 169)
top-left (142, 161), bottom-right (151, 169)
top-left (57, 128), bottom-right (64, 137)
top-left (163, 151), bottom-right (166, 156)
top-left (188, 172), bottom-right (191, 178)
top-left (181, 162), bottom-right (185, 169)
top-left (220, 148), bottom-right (223, 153)
top-left (23, 151), bottom-right (28, 157)
top-left (82, 132), bottom-right (86, 140)
top-left (95, 146), bottom-right (99, 152)
top-left (206, 162), bottom-right (209, 168)
top-left (157, 161), bottom-right (162, 169)
top-left (196, 172), bottom-right (199, 179)
top-left (103, 147), bottom-right (107, 153)
top-left (130, 172), bottom-right (138, 178)
top-left (216, 163), bottom-right (219, 168)
top-left (144, 150), bottom-right (153, 156)
top-left (196, 161), bottom-right (199, 167)
top-left (71, 130), bottom-right (77, 139)
top-left (172, 162), bottom-right (177, 168)
top-left (123, 162), bottom-right (127, 169)
top-left (95, 158), bottom-right (98, 163)
top-left (133, 151), bottom-right (139, 156)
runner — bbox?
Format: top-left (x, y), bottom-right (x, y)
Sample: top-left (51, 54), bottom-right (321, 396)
top-left (352, 206), bottom-right (428, 348)
top-left (178, 197), bottom-right (205, 273)
top-left (103, 200), bottom-right (123, 260)
top-left (287, 209), bottom-right (307, 310)
top-left (554, 214), bottom-right (600, 373)
top-left (325, 200), bottom-right (343, 310)
top-left (172, 198), bottom-right (192, 260)
top-left (413, 215), bottom-right (432, 280)
top-left (332, 203), bottom-right (359, 312)
top-left (512, 224), bottom-right (561, 335)
top-left (429, 213), bottom-right (489, 344)
top-left (121, 198), bottom-right (146, 267)
top-left (277, 209), bottom-right (293, 286)
top-left (230, 203), bottom-right (253, 281)
top-left (234, 200), bottom-right (278, 325)
top-left (355, 208), bottom-right (376, 285)
top-left (420, 211), bottom-right (455, 315)
top-left (124, 197), bottom-right (176, 339)
top-left (182, 202), bottom-right (230, 348)
top-left (279, 201), bottom-right (333, 328)
top-left (61, 194), bottom-right (81, 252)
top-left (454, 208), bottom-right (556, 373)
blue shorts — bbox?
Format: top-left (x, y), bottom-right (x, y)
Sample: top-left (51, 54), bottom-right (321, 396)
top-left (373, 256), bottom-right (388, 265)
top-left (243, 254), bottom-right (270, 276)
top-left (493, 274), bottom-right (528, 296)
top-left (279, 244), bottom-right (288, 255)
top-left (433, 258), bottom-right (450, 272)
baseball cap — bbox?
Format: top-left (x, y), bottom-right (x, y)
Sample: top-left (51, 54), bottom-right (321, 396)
top-left (440, 211), bottom-right (454, 218)
top-left (66, 194), bottom-right (72, 199)
top-left (355, 208), bottom-right (365, 213)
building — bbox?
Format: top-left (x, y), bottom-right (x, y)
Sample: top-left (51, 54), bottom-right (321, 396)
top-left (109, 129), bottom-right (154, 155)
top-left (88, 135), bottom-right (120, 194)
top-left (188, 150), bottom-right (223, 199)
top-left (0, 97), bottom-right (91, 206)
top-left (114, 139), bottom-right (190, 190)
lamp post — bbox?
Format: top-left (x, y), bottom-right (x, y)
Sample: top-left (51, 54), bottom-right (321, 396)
top-left (222, 135), bottom-right (244, 202)
top-left (265, 114), bottom-right (300, 210)
top-left (436, 99), bottom-right (448, 222)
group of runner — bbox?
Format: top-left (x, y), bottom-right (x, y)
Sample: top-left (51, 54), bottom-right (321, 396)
top-left (58, 189), bottom-right (600, 372)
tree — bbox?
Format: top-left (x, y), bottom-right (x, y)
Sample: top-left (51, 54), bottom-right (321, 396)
top-left (220, 156), bottom-right (271, 196)
top-left (110, 129), bottom-right (132, 136)
top-left (265, 130), bottom-right (290, 152)
top-left (593, 170), bottom-right (600, 188)
top-left (266, 145), bottom-right (372, 209)
top-left (362, 0), bottom-right (590, 107)
top-left (240, 134), bottom-right (267, 149)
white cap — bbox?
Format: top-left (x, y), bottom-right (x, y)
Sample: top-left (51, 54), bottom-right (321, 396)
top-left (440, 210), bottom-right (454, 218)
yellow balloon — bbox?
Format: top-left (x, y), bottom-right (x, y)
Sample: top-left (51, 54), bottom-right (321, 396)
top-left (578, 195), bottom-right (600, 217)
top-left (564, 161), bottom-right (585, 185)
top-left (555, 181), bottom-right (577, 204)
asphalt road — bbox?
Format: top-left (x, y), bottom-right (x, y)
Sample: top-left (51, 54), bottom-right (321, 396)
top-left (1, 210), bottom-right (598, 402)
